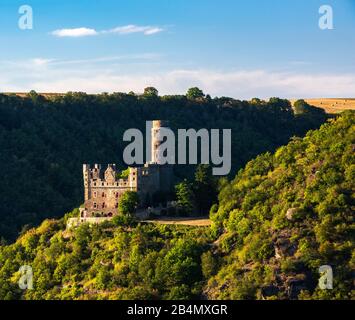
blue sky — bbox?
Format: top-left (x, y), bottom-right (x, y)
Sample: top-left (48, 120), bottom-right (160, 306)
top-left (0, 0), bottom-right (354, 99)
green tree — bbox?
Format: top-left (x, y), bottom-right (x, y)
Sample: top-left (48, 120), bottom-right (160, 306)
top-left (116, 168), bottom-right (130, 179)
top-left (201, 251), bottom-right (218, 279)
top-left (118, 191), bottom-right (139, 215)
top-left (175, 180), bottom-right (196, 216)
top-left (194, 165), bottom-right (218, 215)
top-left (293, 99), bottom-right (326, 117)
top-left (186, 87), bottom-right (205, 99)
top-left (144, 87), bottom-right (159, 97)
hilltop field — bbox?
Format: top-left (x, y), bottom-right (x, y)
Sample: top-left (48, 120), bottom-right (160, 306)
top-left (290, 99), bottom-right (355, 114)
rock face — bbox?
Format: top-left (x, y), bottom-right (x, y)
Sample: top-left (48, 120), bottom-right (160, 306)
top-left (286, 208), bottom-right (298, 221)
top-left (273, 231), bottom-right (297, 259)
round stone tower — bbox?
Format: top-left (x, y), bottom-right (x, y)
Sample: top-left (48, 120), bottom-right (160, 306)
top-left (151, 120), bottom-right (170, 164)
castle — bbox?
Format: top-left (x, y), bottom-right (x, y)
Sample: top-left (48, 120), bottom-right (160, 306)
top-left (79, 120), bottom-right (174, 220)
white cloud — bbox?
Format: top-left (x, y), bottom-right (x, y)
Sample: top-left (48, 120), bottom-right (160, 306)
top-left (51, 25), bottom-right (164, 38)
top-left (51, 27), bottom-right (98, 37)
top-left (144, 27), bottom-right (164, 35)
top-left (31, 58), bottom-right (54, 66)
top-left (1, 58), bottom-right (355, 99)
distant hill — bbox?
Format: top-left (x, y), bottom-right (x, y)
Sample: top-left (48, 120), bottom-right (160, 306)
top-left (290, 98), bottom-right (355, 114)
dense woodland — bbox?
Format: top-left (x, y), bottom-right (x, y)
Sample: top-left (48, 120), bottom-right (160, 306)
top-left (0, 110), bottom-right (353, 300)
top-left (0, 90), bottom-right (326, 241)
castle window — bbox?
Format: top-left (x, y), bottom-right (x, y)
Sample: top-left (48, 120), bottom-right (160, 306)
top-left (94, 183), bottom-right (97, 186)
top-left (102, 192), bottom-right (105, 197)
top-left (115, 203), bottom-right (118, 208)
top-left (116, 193), bottom-right (119, 198)
top-left (102, 203), bottom-right (105, 208)
top-left (94, 192), bottom-right (97, 198)
top-left (102, 183), bottom-right (104, 186)
top-left (94, 203), bottom-right (97, 208)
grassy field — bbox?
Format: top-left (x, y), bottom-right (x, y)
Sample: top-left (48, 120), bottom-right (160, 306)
top-left (291, 98), bottom-right (355, 114)
top-left (3, 92), bottom-right (65, 98)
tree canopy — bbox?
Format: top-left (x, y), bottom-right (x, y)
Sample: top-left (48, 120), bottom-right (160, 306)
top-left (0, 92), bottom-right (327, 241)
top-left (186, 87), bottom-right (205, 99)
top-left (118, 191), bottom-right (139, 215)
top-left (143, 87), bottom-right (159, 97)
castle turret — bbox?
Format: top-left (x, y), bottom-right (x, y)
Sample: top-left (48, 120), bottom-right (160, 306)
top-left (151, 120), bottom-right (170, 164)
top-left (92, 164), bottom-right (101, 180)
top-left (105, 164), bottom-right (116, 184)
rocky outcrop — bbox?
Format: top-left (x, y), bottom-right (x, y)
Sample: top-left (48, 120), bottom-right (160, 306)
top-left (273, 231), bottom-right (297, 259)
top-left (286, 208), bottom-right (298, 221)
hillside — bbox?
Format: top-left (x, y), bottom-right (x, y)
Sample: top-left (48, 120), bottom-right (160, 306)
top-left (207, 111), bottom-right (354, 299)
top-left (0, 92), bottom-right (327, 241)
top-left (0, 111), bottom-right (353, 300)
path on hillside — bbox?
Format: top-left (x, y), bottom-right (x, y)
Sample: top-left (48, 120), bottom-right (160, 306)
top-left (143, 217), bottom-right (211, 227)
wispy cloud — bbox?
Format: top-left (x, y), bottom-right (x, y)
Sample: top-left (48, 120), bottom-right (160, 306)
top-left (26, 54), bottom-right (162, 66)
top-left (51, 25), bottom-right (164, 38)
top-left (31, 58), bottom-right (55, 66)
top-left (51, 27), bottom-right (98, 37)
top-left (104, 25), bottom-right (164, 35)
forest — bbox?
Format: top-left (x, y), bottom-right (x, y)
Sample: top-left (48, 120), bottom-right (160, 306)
top-left (0, 89), bottom-right (327, 241)
top-left (0, 110), bottom-right (352, 300)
